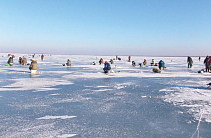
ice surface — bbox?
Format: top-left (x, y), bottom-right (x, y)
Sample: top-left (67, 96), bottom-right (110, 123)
top-left (0, 53), bottom-right (211, 137)
top-left (37, 115), bottom-right (77, 120)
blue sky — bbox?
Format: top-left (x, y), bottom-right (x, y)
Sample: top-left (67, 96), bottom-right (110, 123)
top-left (0, 0), bottom-right (210, 56)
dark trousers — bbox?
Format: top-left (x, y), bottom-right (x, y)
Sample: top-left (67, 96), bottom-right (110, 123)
top-left (205, 66), bottom-right (210, 72)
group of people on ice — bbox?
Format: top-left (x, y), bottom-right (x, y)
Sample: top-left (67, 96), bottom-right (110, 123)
top-left (7, 54), bottom-right (45, 74)
top-left (98, 56), bottom-right (166, 73)
top-left (7, 54), bottom-right (211, 75)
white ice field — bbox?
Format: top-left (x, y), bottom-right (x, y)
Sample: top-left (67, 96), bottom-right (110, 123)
top-left (0, 53), bottom-right (210, 137)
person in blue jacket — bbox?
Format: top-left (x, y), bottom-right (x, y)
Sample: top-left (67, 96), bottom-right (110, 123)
top-left (158, 60), bottom-right (165, 70)
top-left (103, 61), bottom-right (111, 73)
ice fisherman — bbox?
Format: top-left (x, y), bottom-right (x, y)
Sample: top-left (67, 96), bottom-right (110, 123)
top-left (143, 59), bottom-right (147, 65)
top-left (187, 56), bottom-right (193, 68)
top-left (103, 61), bottom-right (111, 73)
top-left (66, 59), bottom-right (71, 66)
top-left (7, 56), bottom-right (13, 66)
top-left (99, 58), bottom-right (103, 65)
top-left (19, 57), bottom-right (22, 64)
top-left (132, 61), bottom-right (136, 67)
top-left (153, 68), bottom-right (161, 73)
top-left (151, 59), bottom-right (155, 66)
top-left (110, 59), bottom-right (114, 64)
top-left (204, 56), bottom-right (210, 72)
top-left (21, 57), bottom-right (27, 65)
top-left (128, 56), bottom-right (131, 62)
top-left (29, 59), bottom-right (38, 71)
top-left (158, 60), bottom-right (165, 70)
top-left (41, 54), bottom-right (44, 61)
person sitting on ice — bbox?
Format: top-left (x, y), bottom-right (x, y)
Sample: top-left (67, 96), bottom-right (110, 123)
top-left (66, 59), bottom-right (71, 66)
top-left (132, 61), bottom-right (136, 67)
top-left (153, 68), bottom-right (161, 73)
top-left (110, 59), bottom-right (114, 64)
top-left (99, 58), bottom-right (103, 65)
top-left (21, 57), bottom-right (27, 65)
top-left (143, 59), bottom-right (147, 65)
top-left (103, 61), bottom-right (111, 73)
top-left (158, 60), bottom-right (165, 70)
top-left (7, 56), bottom-right (13, 66)
top-left (19, 57), bottom-right (22, 64)
top-left (151, 59), bottom-right (155, 66)
top-left (29, 59), bottom-right (38, 71)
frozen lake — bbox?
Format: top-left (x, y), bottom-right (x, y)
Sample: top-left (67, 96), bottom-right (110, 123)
top-left (0, 54), bottom-right (211, 138)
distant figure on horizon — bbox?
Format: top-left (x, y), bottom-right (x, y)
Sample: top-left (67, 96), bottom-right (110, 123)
top-left (199, 56), bottom-right (201, 61)
top-left (187, 56), bottom-right (193, 68)
top-left (41, 54), bottom-right (44, 61)
top-left (204, 56), bottom-right (210, 72)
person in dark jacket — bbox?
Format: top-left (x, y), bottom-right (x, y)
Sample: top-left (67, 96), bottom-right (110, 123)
top-left (99, 58), bottom-right (103, 65)
top-left (19, 57), bottom-right (22, 64)
top-left (204, 56), bottom-right (210, 72)
top-left (7, 57), bottom-right (13, 66)
top-left (66, 59), bottom-right (71, 66)
top-left (187, 56), bottom-right (193, 68)
top-left (158, 60), bottom-right (165, 70)
top-left (128, 56), bottom-right (131, 62)
top-left (103, 61), bottom-right (111, 73)
top-left (41, 54), bottom-right (44, 61)
top-left (143, 59), bottom-right (147, 65)
top-left (110, 59), bottom-right (114, 64)
top-left (29, 59), bottom-right (38, 70)
top-left (132, 61), bottom-right (136, 67)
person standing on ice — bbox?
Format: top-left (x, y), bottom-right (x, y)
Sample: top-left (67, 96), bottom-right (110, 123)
top-left (187, 56), bottom-right (193, 68)
top-left (204, 56), bottom-right (210, 72)
top-left (41, 54), bottom-right (44, 61)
